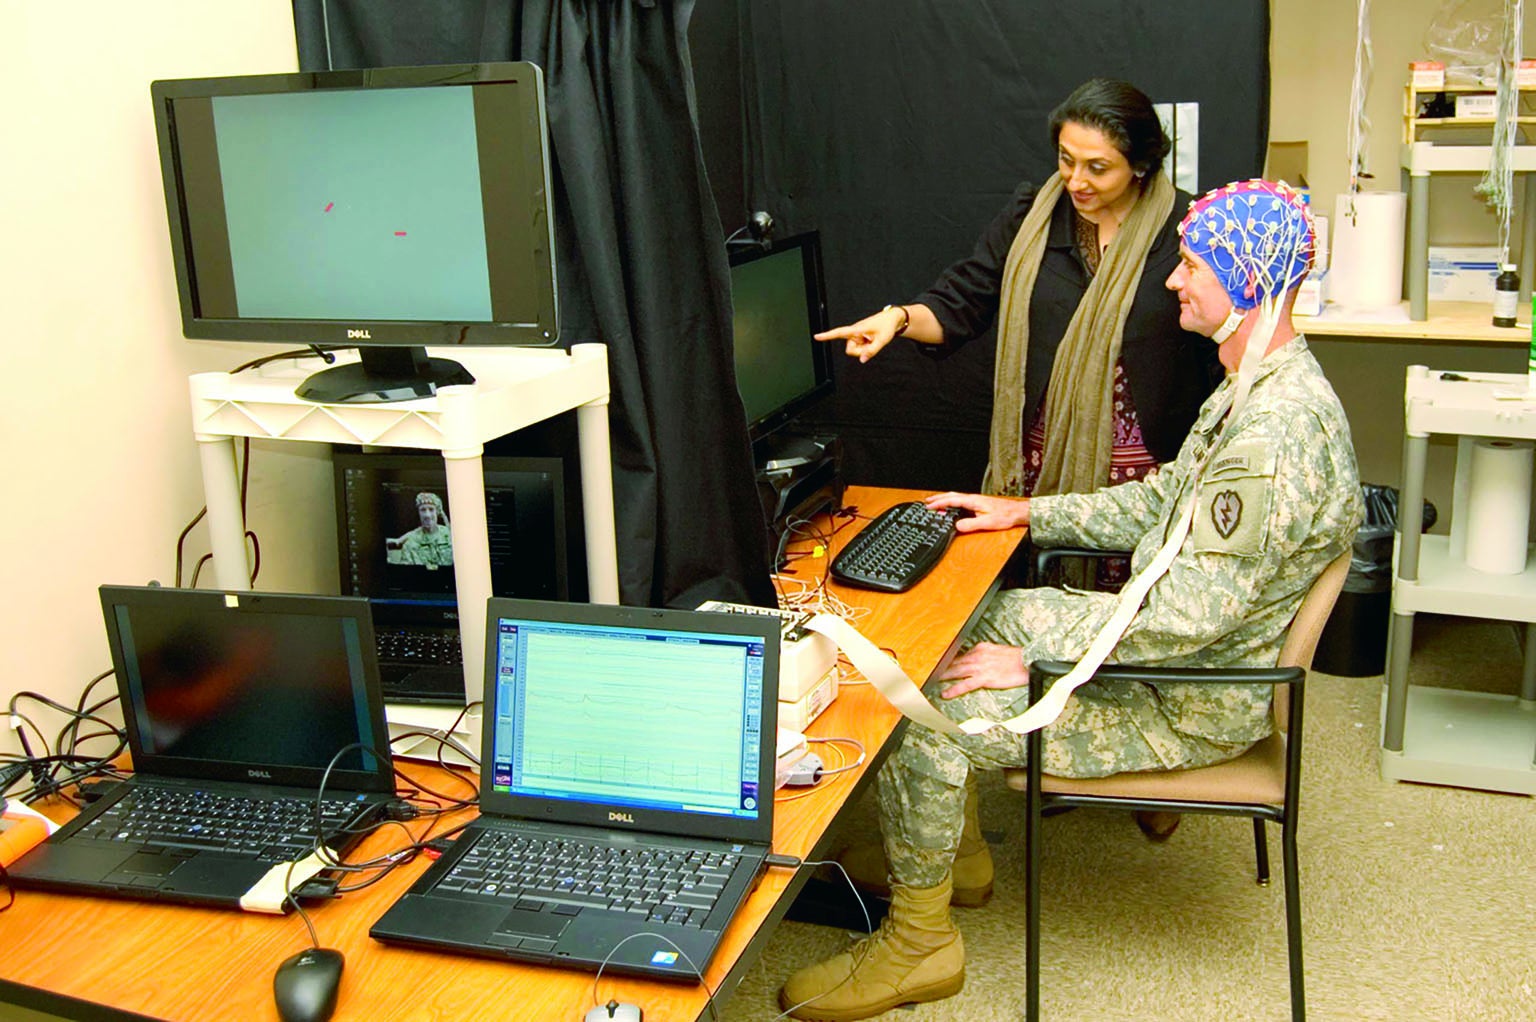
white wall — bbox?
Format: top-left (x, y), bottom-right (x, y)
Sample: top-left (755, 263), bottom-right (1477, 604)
top-left (0, 3), bottom-right (333, 757)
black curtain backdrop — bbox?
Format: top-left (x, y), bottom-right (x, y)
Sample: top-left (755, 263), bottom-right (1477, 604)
top-left (291, 0), bottom-right (775, 609)
top-left (735, 0), bottom-right (1270, 490)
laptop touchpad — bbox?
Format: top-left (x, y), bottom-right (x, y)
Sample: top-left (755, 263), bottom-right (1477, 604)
top-left (490, 908), bottom-right (569, 945)
top-left (109, 850), bottom-right (187, 879)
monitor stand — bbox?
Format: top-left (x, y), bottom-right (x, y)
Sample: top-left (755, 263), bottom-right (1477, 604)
top-left (756, 433), bottom-right (842, 568)
top-left (295, 345), bottom-right (475, 404)
top-left (759, 433), bottom-right (829, 472)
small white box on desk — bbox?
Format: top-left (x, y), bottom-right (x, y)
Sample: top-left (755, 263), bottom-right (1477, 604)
top-left (777, 667), bottom-right (838, 732)
top-left (695, 599), bottom-right (839, 702)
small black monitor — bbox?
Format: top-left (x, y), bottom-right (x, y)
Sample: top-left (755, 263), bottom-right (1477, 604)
top-left (331, 450), bottom-right (569, 631)
top-left (150, 62), bottom-right (558, 404)
top-left (727, 232), bottom-right (833, 448)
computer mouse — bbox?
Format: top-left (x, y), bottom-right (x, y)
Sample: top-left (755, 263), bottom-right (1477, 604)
top-left (583, 999), bottom-right (643, 1022)
top-left (273, 947), bottom-right (344, 1022)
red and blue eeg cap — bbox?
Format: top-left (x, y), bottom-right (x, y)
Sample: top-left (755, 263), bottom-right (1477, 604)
top-left (1177, 179), bottom-right (1316, 311)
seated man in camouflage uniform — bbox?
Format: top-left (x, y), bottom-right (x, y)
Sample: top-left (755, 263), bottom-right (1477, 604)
top-left (779, 179), bottom-right (1363, 1021)
top-left (386, 491), bottom-right (454, 568)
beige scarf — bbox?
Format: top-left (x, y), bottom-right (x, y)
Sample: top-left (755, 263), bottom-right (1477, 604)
top-left (982, 171), bottom-right (1175, 496)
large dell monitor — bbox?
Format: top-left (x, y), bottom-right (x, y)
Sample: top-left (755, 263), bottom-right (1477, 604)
top-left (150, 62), bottom-right (558, 404)
top-left (727, 232), bottom-right (833, 453)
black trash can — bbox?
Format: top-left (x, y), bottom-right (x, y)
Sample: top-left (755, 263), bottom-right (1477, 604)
top-left (1313, 484), bottom-right (1436, 677)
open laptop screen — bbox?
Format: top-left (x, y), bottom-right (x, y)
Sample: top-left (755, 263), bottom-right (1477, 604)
top-left (484, 603), bottom-right (777, 840)
top-left (101, 586), bottom-right (390, 788)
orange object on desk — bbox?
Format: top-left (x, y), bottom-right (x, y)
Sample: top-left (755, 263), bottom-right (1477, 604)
top-left (0, 811), bottom-right (49, 868)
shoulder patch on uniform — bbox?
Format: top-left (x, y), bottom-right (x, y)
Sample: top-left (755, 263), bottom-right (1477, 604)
top-left (1211, 490), bottom-right (1243, 538)
top-left (1204, 438), bottom-right (1276, 480)
top-left (1192, 439), bottom-right (1275, 557)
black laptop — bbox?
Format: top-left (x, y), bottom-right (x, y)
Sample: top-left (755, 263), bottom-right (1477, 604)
top-left (370, 599), bottom-right (780, 980)
top-left (8, 586), bottom-right (396, 911)
top-left (332, 450), bottom-right (570, 705)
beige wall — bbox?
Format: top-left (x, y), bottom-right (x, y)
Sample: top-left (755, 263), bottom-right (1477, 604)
top-left (1271, 0), bottom-right (1536, 515)
top-left (0, 4), bottom-right (330, 757)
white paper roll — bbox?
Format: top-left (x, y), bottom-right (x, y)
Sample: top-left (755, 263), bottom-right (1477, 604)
top-left (1330, 191), bottom-right (1406, 310)
top-left (1465, 438), bottom-right (1534, 574)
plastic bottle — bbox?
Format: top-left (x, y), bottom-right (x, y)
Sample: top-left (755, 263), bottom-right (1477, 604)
top-left (1529, 291), bottom-right (1536, 388)
top-left (1494, 264), bottom-right (1519, 327)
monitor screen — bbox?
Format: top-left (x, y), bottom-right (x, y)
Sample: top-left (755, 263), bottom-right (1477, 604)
top-left (727, 232), bottom-right (833, 444)
top-left (150, 62), bottom-right (558, 402)
top-left (332, 451), bottom-right (569, 626)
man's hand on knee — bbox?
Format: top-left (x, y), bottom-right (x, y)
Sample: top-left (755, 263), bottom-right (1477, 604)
top-left (938, 642), bottom-right (1029, 698)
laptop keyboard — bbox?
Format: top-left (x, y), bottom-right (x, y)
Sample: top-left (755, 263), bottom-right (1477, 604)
top-left (77, 788), bottom-right (362, 861)
top-left (434, 830), bottom-right (739, 928)
top-left (376, 627), bottom-right (462, 666)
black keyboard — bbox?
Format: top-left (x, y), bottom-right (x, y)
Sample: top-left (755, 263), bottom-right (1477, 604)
top-left (433, 830), bottom-right (737, 928)
top-left (77, 788), bottom-right (362, 860)
top-left (830, 501), bottom-right (965, 593)
top-left (376, 627), bottom-right (462, 666)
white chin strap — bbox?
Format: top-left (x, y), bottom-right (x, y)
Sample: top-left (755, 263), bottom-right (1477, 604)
top-left (1212, 306), bottom-right (1246, 343)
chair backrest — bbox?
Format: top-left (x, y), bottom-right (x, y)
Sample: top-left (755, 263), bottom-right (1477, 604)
top-left (1273, 550), bottom-right (1352, 730)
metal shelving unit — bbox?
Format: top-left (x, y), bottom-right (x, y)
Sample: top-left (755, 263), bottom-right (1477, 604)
top-left (1383, 365), bottom-right (1536, 794)
top-left (1400, 82), bottom-right (1536, 320)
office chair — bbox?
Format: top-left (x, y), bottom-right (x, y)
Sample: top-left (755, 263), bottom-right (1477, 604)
top-left (1004, 548), bottom-right (1351, 1022)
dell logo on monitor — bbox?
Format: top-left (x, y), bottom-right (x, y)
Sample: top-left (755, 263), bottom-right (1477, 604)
top-left (346, 328), bottom-right (372, 340)
top-left (608, 811), bottom-right (635, 824)
top-left (248, 769), bottom-right (273, 779)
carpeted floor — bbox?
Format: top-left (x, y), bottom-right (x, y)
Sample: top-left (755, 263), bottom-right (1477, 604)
top-left (726, 615), bottom-right (1536, 1022)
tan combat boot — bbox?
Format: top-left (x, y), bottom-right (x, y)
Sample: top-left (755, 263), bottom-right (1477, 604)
top-left (779, 875), bottom-right (965, 1021)
top-left (838, 778), bottom-right (993, 907)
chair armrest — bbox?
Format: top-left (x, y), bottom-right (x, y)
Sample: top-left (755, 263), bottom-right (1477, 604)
top-left (1034, 547), bottom-right (1135, 587)
top-left (1030, 659), bottom-right (1304, 693)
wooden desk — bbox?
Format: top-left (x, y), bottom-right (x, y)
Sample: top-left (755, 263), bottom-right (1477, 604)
top-left (0, 486), bottom-right (1023, 1022)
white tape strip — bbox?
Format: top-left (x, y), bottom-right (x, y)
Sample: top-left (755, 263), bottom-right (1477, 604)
top-left (238, 848), bottom-right (335, 914)
top-left (804, 614), bottom-right (965, 735)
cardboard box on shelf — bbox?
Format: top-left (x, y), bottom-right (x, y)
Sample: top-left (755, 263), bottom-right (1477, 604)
top-left (1454, 93), bottom-right (1498, 119)
top-left (1410, 60), bottom-right (1446, 89)
top-left (1428, 246), bottom-right (1501, 302)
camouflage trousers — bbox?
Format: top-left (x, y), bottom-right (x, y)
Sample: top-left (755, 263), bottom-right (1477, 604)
top-left (878, 588), bottom-right (1252, 889)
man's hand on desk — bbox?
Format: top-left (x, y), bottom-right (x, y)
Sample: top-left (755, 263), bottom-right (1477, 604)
top-left (923, 492), bottom-right (1030, 534)
top-left (936, 642), bottom-right (1029, 699)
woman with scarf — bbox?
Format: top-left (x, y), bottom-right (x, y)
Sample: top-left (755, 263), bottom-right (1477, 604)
top-left (819, 78), bottom-right (1221, 502)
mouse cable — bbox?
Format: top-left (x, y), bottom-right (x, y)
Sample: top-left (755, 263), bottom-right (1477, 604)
top-left (768, 858), bottom-right (878, 1022)
top-left (589, 931), bottom-right (721, 1022)
top-left (330, 816), bottom-right (480, 894)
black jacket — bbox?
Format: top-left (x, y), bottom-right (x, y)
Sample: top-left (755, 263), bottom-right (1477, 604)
top-left (914, 181), bottom-right (1222, 464)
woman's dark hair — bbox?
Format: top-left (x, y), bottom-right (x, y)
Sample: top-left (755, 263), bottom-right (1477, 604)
top-left (1048, 78), bottom-right (1171, 178)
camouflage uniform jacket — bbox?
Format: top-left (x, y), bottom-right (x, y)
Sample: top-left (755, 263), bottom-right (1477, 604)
top-left (1025, 336), bottom-right (1363, 749)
